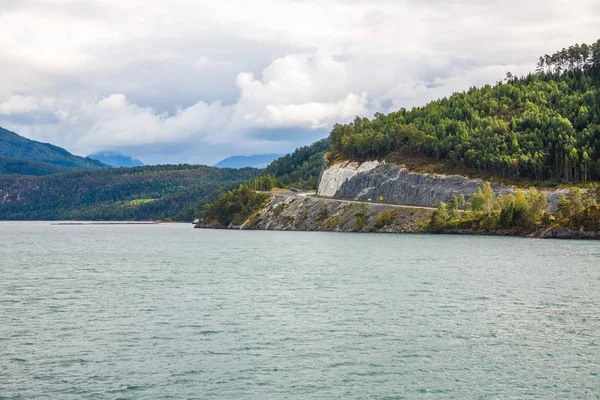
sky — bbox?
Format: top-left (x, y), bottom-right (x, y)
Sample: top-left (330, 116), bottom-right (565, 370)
top-left (0, 0), bottom-right (599, 165)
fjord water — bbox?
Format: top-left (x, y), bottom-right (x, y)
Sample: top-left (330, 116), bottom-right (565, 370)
top-left (1, 223), bottom-right (599, 399)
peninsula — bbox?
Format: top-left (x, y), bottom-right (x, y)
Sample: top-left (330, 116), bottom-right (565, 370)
top-left (196, 40), bottom-right (600, 239)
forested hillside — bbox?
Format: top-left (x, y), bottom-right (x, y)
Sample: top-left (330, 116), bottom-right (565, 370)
top-left (199, 138), bottom-right (331, 225)
top-left (242, 138), bottom-right (331, 191)
top-left (331, 40), bottom-right (600, 183)
top-left (0, 127), bottom-right (108, 173)
top-left (0, 165), bottom-right (261, 221)
top-left (264, 137), bottom-right (331, 189)
top-left (0, 155), bottom-right (73, 176)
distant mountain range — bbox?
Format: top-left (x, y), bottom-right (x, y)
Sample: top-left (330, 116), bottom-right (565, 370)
top-left (88, 151), bottom-right (144, 168)
top-left (214, 154), bottom-right (284, 169)
top-left (0, 126), bottom-right (109, 175)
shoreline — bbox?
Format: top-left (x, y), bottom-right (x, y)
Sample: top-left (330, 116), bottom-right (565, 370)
top-left (195, 223), bottom-right (600, 240)
top-left (0, 220), bottom-right (191, 225)
top-left (195, 192), bottom-right (600, 240)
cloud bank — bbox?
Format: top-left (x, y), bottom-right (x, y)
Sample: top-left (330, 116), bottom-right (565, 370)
top-left (0, 0), bottom-right (598, 164)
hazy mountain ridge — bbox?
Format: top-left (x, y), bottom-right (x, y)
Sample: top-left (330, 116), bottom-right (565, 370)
top-left (214, 154), bottom-right (284, 169)
top-left (88, 151), bottom-right (144, 168)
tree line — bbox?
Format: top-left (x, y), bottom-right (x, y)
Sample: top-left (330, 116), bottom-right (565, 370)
top-left (536, 41), bottom-right (600, 75)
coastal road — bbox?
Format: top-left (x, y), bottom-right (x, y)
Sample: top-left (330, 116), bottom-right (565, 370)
top-left (262, 190), bottom-right (439, 211)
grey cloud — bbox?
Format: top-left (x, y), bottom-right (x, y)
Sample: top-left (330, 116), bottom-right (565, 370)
top-left (84, 35), bottom-right (307, 113)
top-left (0, 0), bottom-right (598, 164)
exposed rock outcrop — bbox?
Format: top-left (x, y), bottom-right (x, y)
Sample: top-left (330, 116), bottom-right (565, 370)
top-left (317, 160), bottom-right (568, 211)
top-left (195, 193), bottom-right (600, 240)
top-left (196, 195), bottom-right (432, 233)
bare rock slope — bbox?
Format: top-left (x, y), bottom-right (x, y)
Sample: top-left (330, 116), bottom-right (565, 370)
top-left (318, 160), bottom-right (567, 210)
top-left (237, 195), bottom-right (432, 233)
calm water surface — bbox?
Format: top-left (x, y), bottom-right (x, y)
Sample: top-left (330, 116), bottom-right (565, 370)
top-left (1, 222), bottom-right (599, 399)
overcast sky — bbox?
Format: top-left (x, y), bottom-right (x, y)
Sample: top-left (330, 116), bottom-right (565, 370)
top-left (0, 0), bottom-right (599, 164)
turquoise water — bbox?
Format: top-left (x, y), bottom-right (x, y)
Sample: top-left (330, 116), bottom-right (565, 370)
top-left (1, 222), bottom-right (599, 399)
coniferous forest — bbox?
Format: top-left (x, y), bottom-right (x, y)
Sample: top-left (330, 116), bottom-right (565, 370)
top-left (331, 40), bottom-right (600, 183)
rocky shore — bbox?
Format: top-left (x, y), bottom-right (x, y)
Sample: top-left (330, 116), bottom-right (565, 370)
top-left (432, 227), bottom-right (600, 240)
top-left (195, 193), bottom-right (600, 239)
top-left (196, 195), bottom-right (432, 233)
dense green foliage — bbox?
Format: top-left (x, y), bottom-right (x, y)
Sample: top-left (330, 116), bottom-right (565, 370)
top-left (0, 127), bottom-right (108, 173)
top-left (429, 183), bottom-right (600, 232)
top-left (200, 184), bottom-right (268, 227)
top-left (265, 138), bottom-right (331, 189)
top-left (555, 187), bottom-right (600, 230)
top-left (0, 165), bottom-right (261, 221)
top-left (248, 174), bottom-right (279, 191)
top-left (331, 40), bottom-right (600, 183)
top-left (0, 155), bottom-right (72, 176)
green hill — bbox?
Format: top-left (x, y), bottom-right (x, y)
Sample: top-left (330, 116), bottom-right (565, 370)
top-left (0, 155), bottom-right (73, 175)
top-left (331, 40), bottom-right (600, 184)
top-left (0, 165), bottom-right (261, 221)
top-left (199, 138), bottom-right (331, 226)
top-left (0, 127), bottom-right (108, 174)
top-left (264, 138), bottom-right (331, 189)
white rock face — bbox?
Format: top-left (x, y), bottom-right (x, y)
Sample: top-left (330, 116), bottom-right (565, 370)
top-left (317, 159), bottom-right (567, 210)
top-left (317, 160), bottom-right (380, 197)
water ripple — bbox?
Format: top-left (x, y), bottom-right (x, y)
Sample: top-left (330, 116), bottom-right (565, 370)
top-left (1, 223), bottom-right (600, 399)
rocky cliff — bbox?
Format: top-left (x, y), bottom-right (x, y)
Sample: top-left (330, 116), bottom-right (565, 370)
top-left (196, 194), bottom-right (432, 233)
top-left (317, 159), bottom-right (567, 211)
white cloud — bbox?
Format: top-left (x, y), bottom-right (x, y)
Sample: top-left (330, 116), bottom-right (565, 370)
top-left (0, 0), bottom-right (599, 163)
top-left (237, 54), bottom-right (350, 105)
top-left (2, 53), bottom-right (371, 160)
top-left (264, 93), bottom-right (368, 129)
top-left (0, 95), bottom-right (41, 115)
top-left (232, 54), bottom-right (367, 129)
